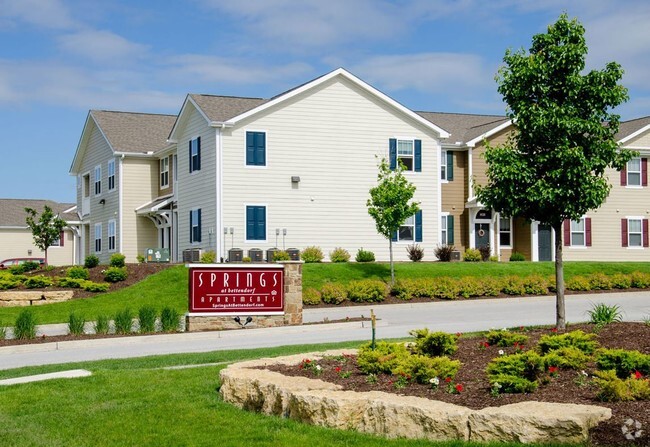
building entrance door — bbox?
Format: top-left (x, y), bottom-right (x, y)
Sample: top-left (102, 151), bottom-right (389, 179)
top-left (538, 224), bottom-right (552, 261)
top-left (475, 223), bottom-right (490, 249)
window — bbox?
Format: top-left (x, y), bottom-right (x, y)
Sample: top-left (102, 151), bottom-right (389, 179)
top-left (190, 209), bottom-right (201, 243)
top-left (160, 157), bottom-right (169, 188)
top-left (94, 223), bottom-right (102, 253)
top-left (108, 220), bottom-right (116, 252)
top-left (441, 150), bottom-right (447, 180)
top-left (499, 217), bottom-right (512, 247)
top-left (189, 137), bottom-right (201, 173)
top-left (51, 231), bottom-right (64, 247)
top-left (246, 206), bottom-right (266, 241)
top-left (628, 218), bottom-right (643, 247)
top-left (389, 139), bottom-right (421, 172)
top-left (441, 214), bottom-right (454, 245)
top-left (107, 159), bottom-right (115, 191)
top-left (246, 131), bottom-right (266, 166)
top-left (394, 211), bottom-right (423, 242)
top-left (570, 219), bottom-right (585, 246)
top-left (627, 157), bottom-right (641, 186)
top-left (94, 165), bottom-right (101, 195)
top-left (441, 150), bottom-right (454, 181)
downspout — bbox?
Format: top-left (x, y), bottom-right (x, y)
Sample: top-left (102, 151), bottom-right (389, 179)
top-left (216, 125), bottom-right (224, 262)
top-left (119, 154), bottom-right (124, 255)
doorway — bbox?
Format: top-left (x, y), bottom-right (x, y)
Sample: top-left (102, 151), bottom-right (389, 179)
top-left (474, 223), bottom-right (490, 250)
top-left (538, 224), bottom-right (552, 261)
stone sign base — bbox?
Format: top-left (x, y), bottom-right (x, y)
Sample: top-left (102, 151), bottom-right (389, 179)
top-left (0, 290), bottom-right (74, 307)
top-left (185, 261), bottom-right (303, 332)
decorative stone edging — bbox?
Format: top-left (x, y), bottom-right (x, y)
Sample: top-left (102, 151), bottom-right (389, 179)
top-left (219, 349), bottom-right (611, 444)
top-left (0, 290), bottom-right (73, 307)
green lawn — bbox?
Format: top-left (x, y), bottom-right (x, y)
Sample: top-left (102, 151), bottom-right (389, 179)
top-left (0, 342), bottom-right (572, 447)
top-left (1, 261), bottom-right (649, 326)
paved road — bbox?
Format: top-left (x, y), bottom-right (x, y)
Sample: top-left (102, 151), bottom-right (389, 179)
top-left (1, 291), bottom-right (649, 371)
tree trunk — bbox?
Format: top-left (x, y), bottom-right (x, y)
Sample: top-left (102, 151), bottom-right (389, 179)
top-left (553, 222), bottom-right (566, 330)
top-left (389, 239), bottom-right (395, 286)
top-left (44, 248), bottom-right (49, 267)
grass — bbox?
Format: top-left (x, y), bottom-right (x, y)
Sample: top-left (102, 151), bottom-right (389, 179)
top-left (1, 261), bottom-right (650, 326)
top-left (0, 342), bottom-right (575, 447)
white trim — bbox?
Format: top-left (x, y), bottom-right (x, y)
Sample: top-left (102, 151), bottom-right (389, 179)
top-left (94, 222), bottom-right (102, 254)
top-left (440, 212), bottom-right (450, 245)
top-left (626, 157), bottom-right (643, 187)
top-left (498, 216), bottom-right (513, 249)
top-left (569, 216), bottom-right (587, 248)
top-left (619, 124), bottom-right (650, 145)
top-left (93, 164), bottom-right (102, 197)
top-left (626, 216), bottom-right (644, 248)
top-left (531, 221), bottom-right (555, 262)
top-left (118, 156), bottom-right (123, 254)
top-left (395, 137), bottom-right (416, 172)
top-left (107, 159), bottom-right (116, 192)
top-left (190, 208), bottom-right (202, 245)
top-left (466, 120), bottom-right (513, 147)
top-left (160, 156), bottom-right (170, 189)
top-left (168, 95), bottom-right (212, 142)
top-left (244, 129), bottom-right (269, 169)
top-left (216, 128), bottom-right (224, 261)
top-left (244, 203), bottom-right (268, 244)
top-left (189, 135), bottom-right (201, 174)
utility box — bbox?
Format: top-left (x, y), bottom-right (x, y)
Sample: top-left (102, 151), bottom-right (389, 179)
top-left (146, 248), bottom-right (170, 263)
top-left (266, 248), bottom-right (279, 262)
top-left (182, 248), bottom-right (202, 263)
top-left (286, 248), bottom-right (300, 261)
top-left (248, 248), bottom-right (263, 262)
top-left (450, 250), bottom-right (462, 262)
top-left (228, 248), bottom-right (243, 263)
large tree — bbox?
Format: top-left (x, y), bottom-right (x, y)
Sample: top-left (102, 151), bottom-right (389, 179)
top-left (367, 158), bottom-right (420, 285)
top-left (25, 205), bottom-right (67, 266)
top-left (475, 14), bottom-right (632, 330)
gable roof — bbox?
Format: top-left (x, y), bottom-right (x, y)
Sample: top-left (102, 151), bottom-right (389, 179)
top-left (416, 111), bottom-right (509, 145)
top-left (0, 199), bottom-right (76, 227)
top-left (189, 95), bottom-right (267, 123)
top-left (617, 116), bottom-right (650, 145)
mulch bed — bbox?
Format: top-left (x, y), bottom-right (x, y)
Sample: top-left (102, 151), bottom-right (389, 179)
top-left (266, 322), bottom-right (650, 446)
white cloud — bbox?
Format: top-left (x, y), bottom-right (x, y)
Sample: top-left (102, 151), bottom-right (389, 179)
top-left (57, 29), bottom-right (150, 64)
top-left (0, 0), bottom-right (75, 30)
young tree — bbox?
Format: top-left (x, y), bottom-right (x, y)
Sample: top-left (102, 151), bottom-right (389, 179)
top-left (24, 205), bottom-right (67, 266)
top-left (475, 14), bottom-right (632, 330)
top-left (367, 158), bottom-right (420, 285)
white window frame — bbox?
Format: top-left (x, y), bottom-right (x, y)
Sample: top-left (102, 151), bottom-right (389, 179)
top-left (160, 156), bottom-right (169, 189)
top-left (190, 137), bottom-right (200, 173)
top-left (499, 217), bottom-right (512, 248)
top-left (94, 223), bottom-right (102, 254)
top-left (628, 217), bottom-right (643, 248)
top-left (190, 208), bottom-right (201, 244)
top-left (441, 213), bottom-right (449, 245)
top-left (94, 165), bottom-right (102, 196)
top-left (107, 159), bottom-right (115, 191)
top-left (245, 129), bottom-right (268, 169)
top-left (627, 157), bottom-right (642, 187)
top-left (441, 150), bottom-right (447, 181)
top-left (51, 231), bottom-right (62, 248)
top-left (397, 139), bottom-right (414, 172)
top-left (108, 220), bottom-right (116, 252)
top-left (244, 203), bottom-right (268, 243)
top-left (398, 214), bottom-right (415, 242)
top-left (570, 217), bottom-right (586, 247)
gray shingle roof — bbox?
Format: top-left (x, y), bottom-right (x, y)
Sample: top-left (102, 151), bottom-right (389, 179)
top-left (189, 95), bottom-right (267, 123)
top-left (416, 111), bottom-right (509, 144)
top-left (0, 199), bottom-right (76, 227)
top-left (90, 111), bottom-right (176, 154)
top-left (617, 116), bottom-right (650, 142)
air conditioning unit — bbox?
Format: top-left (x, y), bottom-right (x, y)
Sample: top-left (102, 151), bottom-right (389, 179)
top-left (182, 248), bottom-right (202, 263)
top-left (248, 248), bottom-right (263, 262)
top-left (228, 248), bottom-right (243, 263)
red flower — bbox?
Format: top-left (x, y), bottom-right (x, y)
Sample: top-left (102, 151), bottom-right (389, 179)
top-left (551, 328), bottom-right (558, 333)
top-left (455, 332), bottom-right (463, 337)
top-left (304, 359), bottom-right (311, 363)
top-left (519, 326), bottom-right (525, 331)
top-left (548, 366), bottom-right (559, 375)
top-left (335, 366), bottom-right (342, 373)
top-left (455, 384), bottom-right (464, 393)
top-left (634, 370), bottom-right (643, 379)
top-left (445, 377), bottom-right (452, 383)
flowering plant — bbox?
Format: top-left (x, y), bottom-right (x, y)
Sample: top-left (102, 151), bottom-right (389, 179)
top-left (299, 358), bottom-right (322, 375)
top-left (478, 341), bottom-right (490, 350)
top-left (429, 376), bottom-right (440, 389)
top-left (490, 381), bottom-right (502, 397)
top-left (548, 365), bottom-right (559, 377)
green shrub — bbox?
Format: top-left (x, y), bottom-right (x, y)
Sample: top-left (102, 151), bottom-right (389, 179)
top-left (329, 247), bottom-right (350, 263)
top-left (82, 281), bottom-right (110, 292)
top-left (610, 273), bottom-right (632, 289)
top-left (0, 324), bottom-right (6, 340)
top-left (463, 248), bottom-right (481, 262)
top-left (20, 261), bottom-right (41, 272)
top-left (485, 330), bottom-right (529, 347)
top-left (320, 283), bottom-right (347, 305)
top-left (94, 314), bottom-right (110, 335)
top-left (542, 346), bottom-right (591, 370)
top-left (0, 279), bottom-right (20, 290)
top-left (409, 329), bottom-right (458, 357)
top-left (593, 369), bottom-right (650, 402)
top-left (488, 374), bottom-right (538, 394)
top-left (24, 275), bottom-right (52, 289)
top-left (522, 275), bottom-right (549, 295)
top-left (301, 246), bottom-right (324, 263)
top-left (406, 244), bottom-right (424, 262)
top-left (482, 277), bottom-right (502, 297)
top-left (392, 278), bottom-right (431, 299)
top-left (595, 349), bottom-right (650, 378)
top-left (489, 255), bottom-right (499, 262)
top-left (434, 244), bottom-right (455, 262)
top-left (242, 256), bottom-right (252, 263)
top-left (104, 267), bottom-right (128, 283)
top-left (391, 280), bottom-right (413, 301)
top-left (631, 271), bottom-right (650, 288)
top-left (84, 255), bottom-right (99, 268)
top-left (68, 312), bottom-right (85, 336)
top-left (537, 330), bottom-right (599, 354)
top-left (509, 252), bottom-right (525, 262)
top-left (109, 253), bottom-right (126, 267)
top-left (355, 248), bottom-right (375, 262)
top-left (457, 277), bottom-right (485, 298)
top-left (357, 341), bottom-right (410, 375)
top-left (392, 354), bottom-right (461, 384)
top-left (272, 250), bottom-right (291, 261)
top-left (14, 309), bottom-right (37, 340)
top-left (432, 277), bottom-right (459, 299)
top-left (486, 350), bottom-right (545, 382)
top-left (56, 277), bottom-right (85, 288)
top-left (302, 288), bottom-right (321, 305)
top-left (160, 307), bottom-right (180, 332)
top-left (66, 266), bottom-right (89, 280)
top-left (138, 306), bottom-right (157, 333)
top-left (346, 280), bottom-right (387, 303)
top-left (501, 276), bottom-right (526, 296)
top-left (587, 303), bottom-right (623, 326)
top-left (588, 272), bottom-right (612, 290)
top-left (136, 254), bottom-right (146, 263)
top-left (113, 308), bottom-right (133, 334)
top-left (565, 275), bottom-right (592, 291)
top-left (200, 250), bottom-right (216, 264)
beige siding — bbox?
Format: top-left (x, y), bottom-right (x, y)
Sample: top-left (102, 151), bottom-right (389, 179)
top-left (442, 151), bottom-right (469, 252)
top-left (220, 76), bottom-right (441, 262)
top-left (122, 158), bottom-right (159, 262)
top-left (471, 129), bottom-right (511, 190)
top-left (0, 228), bottom-right (75, 266)
top-left (624, 131), bottom-right (650, 148)
top-left (512, 218), bottom-right (532, 261)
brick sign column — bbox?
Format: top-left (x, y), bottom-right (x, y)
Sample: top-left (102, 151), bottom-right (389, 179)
top-left (185, 261), bottom-right (303, 331)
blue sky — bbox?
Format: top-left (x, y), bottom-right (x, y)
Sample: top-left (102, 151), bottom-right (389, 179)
top-left (2, 0), bottom-right (649, 203)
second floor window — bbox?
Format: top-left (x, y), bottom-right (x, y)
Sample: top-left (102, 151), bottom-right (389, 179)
top-left (107, 160), bottom-right (115, 191)
top-left (94, 165), bottom-right (101, 195)
top-left (190, 209), bottom-right (201, 243)
top-left (389, 138), bottom-right (422, 172)
top-left (160, 157), bottom-right (169, 188)
top-left (108, 220), bottom-right (116, 252)
top-left (246, 131), bottom-right (266, 166)
top-left (94, 223), bottom-right (102, 253)
top-left (628, 157), bottom-right (641, 186)
top-left (189, 137), bottom-right (201, 173)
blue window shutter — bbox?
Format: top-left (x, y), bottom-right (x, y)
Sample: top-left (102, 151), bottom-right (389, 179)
top-left (257, 132), bottom-right (266, 166)
top-left (414, 139), bottom-right (422, 172)
top-left (389, 138), bottom-right (397, 170)
top-left (197, 137), bottom-right (201, 171)
top-left (188, 141), bottom-right (192, 173)
top-left (246, 206), bottom-right (255, 240)
top-left (197, 209), bottom-right (202, 242)
top-left (246, 132), bottom-right (255, 165)
top-left (189, 211), bottom-right (193, 242)
top-left (447, 215), bottom-right (455, 244)
top-left (256, 206), bottom-right (266, 240)
top-left (415, 210), bottom-right (423, 242)
top-left (447, 151), bottom-right (454, 181)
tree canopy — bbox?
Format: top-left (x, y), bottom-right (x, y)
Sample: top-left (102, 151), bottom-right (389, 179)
top-left (25, 205), bottom-right (66, 266)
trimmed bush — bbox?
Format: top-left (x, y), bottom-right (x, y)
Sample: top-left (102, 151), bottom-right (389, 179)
top-left (138, 306), bottom-right (157, 333)
top-left (20, 261), bottom-right (41, 272)
top-left (593, 369), bottom-right (650, 401)
top-left (489, 374), bottom-right (538, 394)
top-left (104, 267), bottom-right (128, 283)
top-left (501, 276), bottom-right (526, 296)
top-left (273, 250), bottom-right (291, 261)
top-left (114, 308), bottom-right (134, 334)
top-left (14, 309), bottom-right (37, 340)
top-left (434, 244), bottom-right (455, 262)
top-left (83, 281), bottom-right (110, 292)
top-left (432, 277), bottom-right (459, 299)
top-left (610, 273), bottom-right (632, 289)
top-left (542, 346), bottom-right (591, 370)
top-left (631, 271), bottom-right (650, 288)
top-left (242, 256), bottom-right (252, 263)
top-left (0, 279), bottom-right (21, 290)
top-left (589, 272), bottom-right (612, 290)
top-left (595, 348), bottom-right (650, 378)
top-left (355, 248), bottom-right (375, 263)
top-left (109, 253), bottom-right (126, 268)
top-left (329, 247), bottom-right (350, 263)
top-left (392, 354), bottom-right (461, 384)
top-left (485, 330), bottom-right (529, 347)
top-left (565, 275), bottom-right (592, 291)
top-left (24, 276), bottom-right (52, 289)
top-left (357, 341), bottom-right (410, 375)
top-left (538, 330), bottom-right (599, 355)
top-left (84, 254), bottom-right (99, 268)
top-left (346, 280), bottom-right (387, 303)
top-left (509, 252), bottom-right (525, 262)
top-left (406, 244), bottom-right (424, 262)
top-left (457, 277), bottom-right (485, 298)
top-left (391, 280), bottom-right (413, 301)
top-left (522, 275), bottom-right (550, 295)
top-left (482, 277), bottom-right (502, 297)
top-left (463, 248), bottom-right (481, 262)
top-left (301, 246), bottom-right (324, 263)
top-left (160, 307), bottom-right (181, 332)
top-left (302, 288), bottom-right (322, 305)
top-left (94, 314), bottom-right (110, 335)
top-left (487, 350), bottom-right (545, 382)
top-left (68, 312), bottom-right (85, 336)
top-left (409, 329), bottom-right (458, 357)
top-left (66, 266), bottom-right (89, 280)
top-left (320, 283), bottom-right (347, 305)
top-left (200, 251), bottom-right (216, 264)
